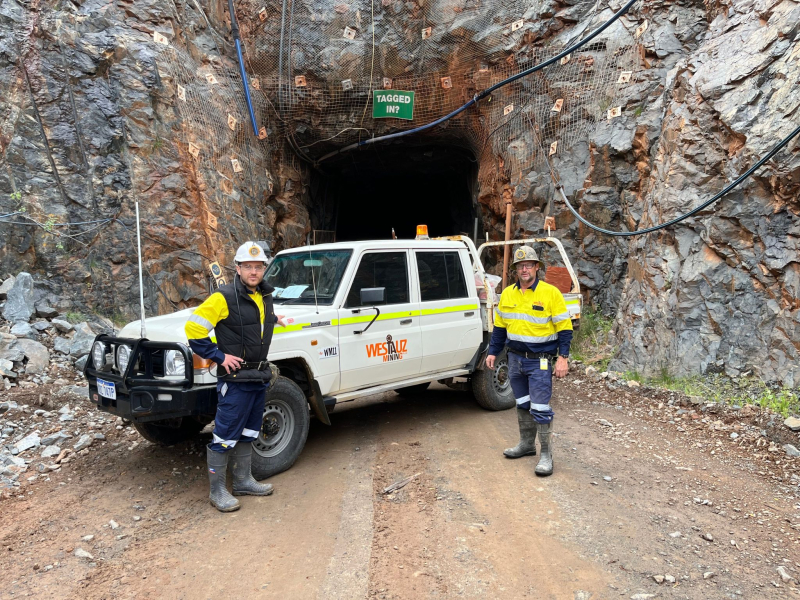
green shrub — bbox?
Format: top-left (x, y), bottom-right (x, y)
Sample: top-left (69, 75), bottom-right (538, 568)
top-left (572, 307), bottom-right (614, 365)
top-left (64, 311), bottom-right (86, 324)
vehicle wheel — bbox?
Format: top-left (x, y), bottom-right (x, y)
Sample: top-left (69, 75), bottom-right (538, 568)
top-left (395, 381), bottom-right (430, 397)
top-left (251, 376), bottom-right (311, 480)
top-left (133, 417), bottom-right (205, 446)
top-left (471, 350), bottom-right (515, 411)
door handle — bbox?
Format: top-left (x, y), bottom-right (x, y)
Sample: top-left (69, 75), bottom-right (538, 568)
top-left (464, 311), bottom-right (475, 317)
top-left (400, 319), bottom-right (413, 325)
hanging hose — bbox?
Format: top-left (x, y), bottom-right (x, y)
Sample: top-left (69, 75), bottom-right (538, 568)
top-left (555, 123), bottom-right (800, 237)
top-left (316, 0), bottom-right (640, 164)
top-left (229, 0), bottom-right (259, 136)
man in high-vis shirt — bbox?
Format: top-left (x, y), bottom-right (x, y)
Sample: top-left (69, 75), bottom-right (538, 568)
top-left (486, 245), bottom-right (572, 476)
top-left (185, 241), bottom-right (286, 512)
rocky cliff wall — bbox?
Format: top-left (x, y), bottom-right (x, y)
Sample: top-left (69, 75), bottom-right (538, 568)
top-left (1, 0), bottom-right (798, 386)
top-left (602, 0), bottom-right (800, 387)
top-left (0, 0), bottom-right (303, 322)
top-left (506, 0), bottom-right (799, 388)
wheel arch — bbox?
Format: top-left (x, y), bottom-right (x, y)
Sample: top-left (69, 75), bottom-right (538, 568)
top-left (271, 355), bottom-right (331, 426)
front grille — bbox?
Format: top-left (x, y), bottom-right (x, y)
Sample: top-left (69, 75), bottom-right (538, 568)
top-left (150, 349), bottom-right (165, 377)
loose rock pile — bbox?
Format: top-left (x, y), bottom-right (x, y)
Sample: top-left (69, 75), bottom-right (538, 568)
top-left (0, 272), bottom-right (117, 390)
top-left (0, 397), bottom-right (116, 493)
top-left (1, 272), bottom-right (126, 495)
top-left (574, 362), bottom-right (800, 484)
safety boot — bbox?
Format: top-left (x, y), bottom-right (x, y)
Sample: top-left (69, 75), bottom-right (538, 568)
top-left (206, 446), bottom-right (240, 512)
top-left (503, 408), bottom-right (537, 458)
top-left (231, 442), bottom-right (274, 496)
top-left (535, 421), bottom-right (554, 476)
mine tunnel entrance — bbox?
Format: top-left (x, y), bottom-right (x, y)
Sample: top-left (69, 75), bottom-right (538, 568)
top-left (310, 143), bottom-right (479, 243)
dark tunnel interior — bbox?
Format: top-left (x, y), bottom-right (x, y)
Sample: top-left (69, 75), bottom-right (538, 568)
top-left (310, 143), bottom-right (480, 243)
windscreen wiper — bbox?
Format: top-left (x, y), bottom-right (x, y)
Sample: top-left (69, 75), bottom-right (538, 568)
top-left (276, 296), bottom-right (329, 305)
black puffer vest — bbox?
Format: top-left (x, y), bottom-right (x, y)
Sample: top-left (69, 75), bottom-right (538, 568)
top-left (215, 276), bottom-right (275, 383)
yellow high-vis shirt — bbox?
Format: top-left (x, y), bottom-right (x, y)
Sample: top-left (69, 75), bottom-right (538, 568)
top-left (494, 280), bottom-right (573, 345)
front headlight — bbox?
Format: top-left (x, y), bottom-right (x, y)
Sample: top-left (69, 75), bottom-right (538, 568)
top-left (164, 349), bottom-right (186, 376)
top-left (116, 344), bottom-right (132, 373)
top-left (92, 342), bottom-right (107, 369)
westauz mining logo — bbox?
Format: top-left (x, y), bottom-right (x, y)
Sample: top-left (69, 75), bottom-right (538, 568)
top-left (366, 335), bottom-right (408, 362)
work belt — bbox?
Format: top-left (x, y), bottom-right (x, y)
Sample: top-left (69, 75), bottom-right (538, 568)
top-left (238, 360), bottom-right (270, 371)
top-left (507, 348), bottom-right (557, 360)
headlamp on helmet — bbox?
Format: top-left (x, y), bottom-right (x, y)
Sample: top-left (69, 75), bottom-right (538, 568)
top-left (234, 241), bottom-right (270, 265)
top-left (511, 245), bottom-right (543, 267)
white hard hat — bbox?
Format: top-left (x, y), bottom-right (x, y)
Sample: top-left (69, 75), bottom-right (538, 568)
top-left (234, 241), bottom-right (269, 264)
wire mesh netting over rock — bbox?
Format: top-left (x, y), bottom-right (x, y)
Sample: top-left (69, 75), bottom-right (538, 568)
top-left (228, 0), bottom-right (645, 184)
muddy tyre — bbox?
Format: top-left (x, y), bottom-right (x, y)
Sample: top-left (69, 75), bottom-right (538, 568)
top-left (471, 350), bottom-right (515, 411)
top-left (395, 381), bottom-right (431, 397)
top-left (251, 376), bottom-right (310, 480)
top-left (133, 417), bottom-right (205, 446)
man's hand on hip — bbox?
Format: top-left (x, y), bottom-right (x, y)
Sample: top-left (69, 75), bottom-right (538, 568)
top-left (555, 356), bottom-right (569, 378)
top-left (220, 354), bottom-right (243, 374)
top-left (485, 354), bottom-right (496, 369)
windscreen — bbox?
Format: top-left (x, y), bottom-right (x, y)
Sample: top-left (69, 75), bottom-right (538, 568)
top-left (266, 249), bottom-right (353, 305)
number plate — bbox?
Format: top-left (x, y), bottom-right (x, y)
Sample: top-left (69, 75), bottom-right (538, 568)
top-left (97, 378), bottom-right (116, 400)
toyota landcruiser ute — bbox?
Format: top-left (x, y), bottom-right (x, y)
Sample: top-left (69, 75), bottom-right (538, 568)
top-left (83, 234), bottom-right (581, 479)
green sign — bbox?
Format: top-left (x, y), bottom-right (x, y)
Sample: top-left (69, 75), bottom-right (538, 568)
top-left (372, 90), bottom-right (415, 120)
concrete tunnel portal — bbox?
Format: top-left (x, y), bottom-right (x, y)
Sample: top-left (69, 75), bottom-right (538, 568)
top-left (309, 143), bottom-right (480, 243)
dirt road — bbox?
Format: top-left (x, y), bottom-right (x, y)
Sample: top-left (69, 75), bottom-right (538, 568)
top-left (2, 376), bottom-right (800, 599)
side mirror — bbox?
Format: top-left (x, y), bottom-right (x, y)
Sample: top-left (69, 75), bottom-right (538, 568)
top-left (360, 287), bottom-right (385, 305)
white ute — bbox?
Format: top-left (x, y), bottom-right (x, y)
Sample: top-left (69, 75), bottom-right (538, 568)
top-left (83, 233), bottom-right (581, 479)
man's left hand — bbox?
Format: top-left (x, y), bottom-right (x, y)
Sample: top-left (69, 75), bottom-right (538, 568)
top-left (276, 314), bottom-right (287, 327)
top-left (555, 356), bottom-right (569, 378)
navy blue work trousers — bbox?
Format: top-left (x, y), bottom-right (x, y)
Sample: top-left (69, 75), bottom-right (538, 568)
top-left (209, 381), bottom-right (268, 453)
top-left (508, 352), bottom-right (555, 424)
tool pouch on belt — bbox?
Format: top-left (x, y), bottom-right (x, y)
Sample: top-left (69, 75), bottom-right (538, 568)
top-left (226, 360), bottom-right (274, 384)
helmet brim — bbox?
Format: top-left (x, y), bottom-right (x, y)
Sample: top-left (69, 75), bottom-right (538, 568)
top-left (511, 257), bottom-right (544, 267)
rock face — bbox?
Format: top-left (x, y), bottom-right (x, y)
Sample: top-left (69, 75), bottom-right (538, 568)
top-left (15, 339), bottom-right (50, 375)
top-left (69, 323), bottom-right (96, 359)
top-left (606, 0), bottom-right (800, 386)
top-left (1, 0), bottom-right (798, 386)
top-left (10, 322), bottom-right (35, 339)
top-left (0, 0), bottom-right (278, 321)
top-left (0, 276), bottom-right (15, 299)
top-left (0, 333), bottom-right (24, 362)
top-left (2, 273), bottom-right (35, 323)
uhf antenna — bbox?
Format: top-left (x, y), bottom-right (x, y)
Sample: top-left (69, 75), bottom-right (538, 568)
top-left (135, 202), bottom-right (147, 338)
top-left (309, 249), bottom-right (319, 314)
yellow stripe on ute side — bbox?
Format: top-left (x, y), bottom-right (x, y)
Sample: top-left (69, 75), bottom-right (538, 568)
top-left (420, 302), bottom-right (479, 316)
top-left (272, 302), bottom-right (480, 335)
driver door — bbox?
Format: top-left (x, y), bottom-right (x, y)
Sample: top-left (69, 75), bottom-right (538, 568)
top-left (337, 250), bottom-right (422, 391)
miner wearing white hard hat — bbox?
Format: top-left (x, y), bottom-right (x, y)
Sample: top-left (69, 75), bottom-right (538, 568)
top-left (184, 241), bottom-right (286, 512)
top-left (485, 245), bottom-right (572, 476)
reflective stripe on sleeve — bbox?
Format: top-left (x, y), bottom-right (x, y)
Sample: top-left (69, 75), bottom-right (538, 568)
top-left (188, 313), bottom-right (214, 332)
top-left (550, 312), bottom-right (571, 323)
top-left (507, 332), bottom-right (558, 343)
top-left (495, 310), bottom-right (551, 325)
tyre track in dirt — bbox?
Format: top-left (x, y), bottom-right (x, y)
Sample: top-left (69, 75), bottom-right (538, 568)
top-left (2, 378), bottom-right (800, 599)
top-left (366, 388), bottom-right (616, 600)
